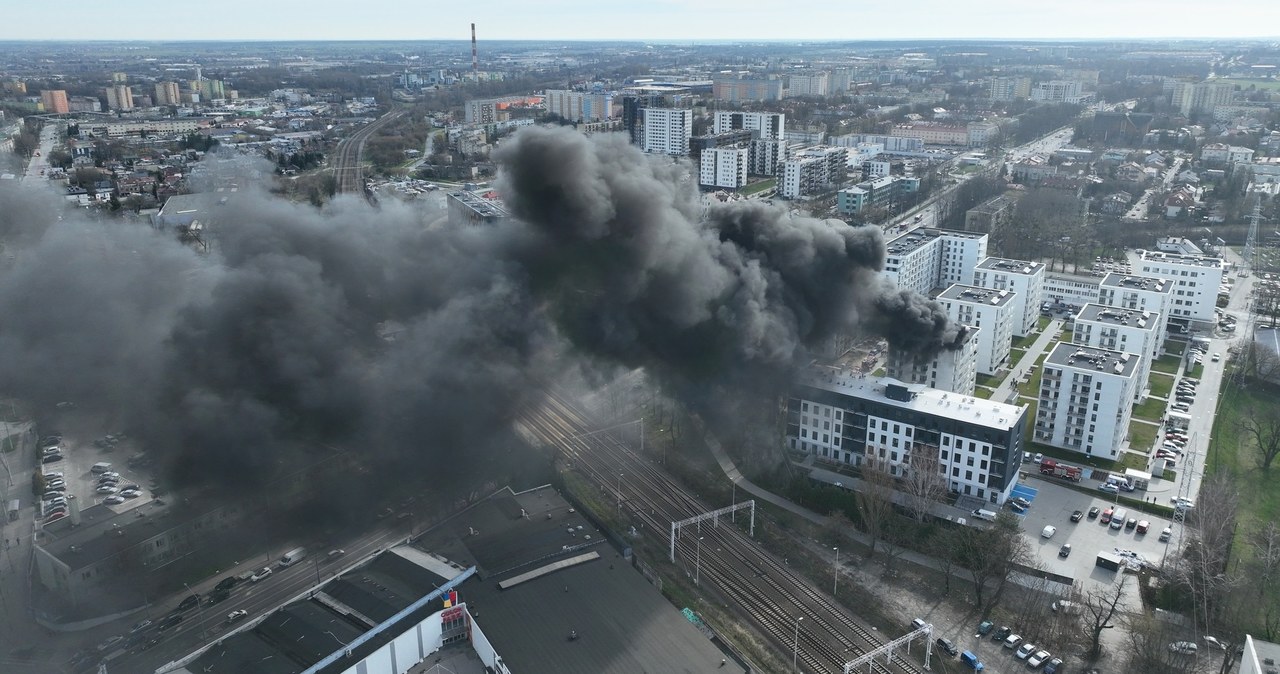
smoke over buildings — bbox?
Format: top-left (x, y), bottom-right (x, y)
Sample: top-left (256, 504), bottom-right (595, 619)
top-left (0, 126), bottom-right (958, 503)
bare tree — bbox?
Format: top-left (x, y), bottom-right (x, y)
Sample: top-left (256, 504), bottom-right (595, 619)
top-left (1248, 522), bottom-right (1280, 639)
top-left (953, 512), bottom-right (1033, 610)
top-left (1238, 404), bottom-right (1280, 470)
top-left (925, 527), bottom-right (962, 596)
top-left (1124, 613), bottom-right (1197, 674)
top-left (1080, 575), bottom-right (1129, 659)
top-left (1173, 474), bottom-right (1241, 636)
top-left (854, 457), bottom-right (897, 558)
top-left (1239, 341), bottom-right (1280, 383)
top-left (901, 444), bottom-right (948, 522)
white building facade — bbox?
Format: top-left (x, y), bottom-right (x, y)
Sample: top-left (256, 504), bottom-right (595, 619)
top-left (1136, 251), bottom-right (1225, 323)
top-left (886, 325), bottom-right (980, 395)
top-left (1072, 304), bottom-right (1161, 402)
top-left (938, 285), bottom-right (1015, 376)
top-left (713, 111), bottom-right (785, 141)
top-left (882, 229), bottom-right (989, 296)
top-left (1035, 343), bottom-right (1140, 461)
top-left (641, 108), bottom-right (692, 156)
top-left (973, 257), bottom-right (1046, 337)
top-left (1097, 272), bottom-right (1173, 345)
top-left (699, 146), bottom-right (749, 189)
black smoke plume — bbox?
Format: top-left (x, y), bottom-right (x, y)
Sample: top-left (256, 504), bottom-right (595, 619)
top-left (0, 126), bottom-right (958, 510)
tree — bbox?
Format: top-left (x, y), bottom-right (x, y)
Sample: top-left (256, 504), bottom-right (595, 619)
top-left (1124, 613), bottom-right (1197, 674)
top-left (901, 445), bottom-right (947, 522)
top-left (854, 457), bottom-right (897, 558)
top-left (1080, 574), bottom-right (1128, 659)
top-left (1238, 404), bottom-right (1280, 470)
top-left (954, 512), bottom-right (1034, 609)
top-left (1248, 522), bottom-right (1280, 639)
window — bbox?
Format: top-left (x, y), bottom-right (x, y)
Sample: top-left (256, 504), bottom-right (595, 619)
top-left (802, 402), bottom-right (809, 412)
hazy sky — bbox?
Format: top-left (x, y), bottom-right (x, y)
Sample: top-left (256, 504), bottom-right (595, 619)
top-left (4, 0), bottom-right (1276, 41)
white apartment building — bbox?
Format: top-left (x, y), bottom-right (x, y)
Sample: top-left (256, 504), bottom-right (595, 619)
top-left (886, 325), bottom-right (980, 395)
top-left (641, 108), bottom-right (693, 156)
top-left (937, 285), bottom-right (1015, 376)
top-left (105, 119), bottom-right (200, 138)
top-left (789, 369), bottom-right (1028, 505)
top-left (1136, 251), bottom-right (1225, 324)
top-left (787, 72), bottom-right (829, 97)
top-left (1043, 271), bottom-right (1102, 306)
top-left (882, 229), bottom-right (989, 296)
top-left (750, 138), bottom-right (786, 176)
top-left (1072, 304), bottom-right (1160, 402)
top-left (1097, 272), bottom-right (1173, 344)
top-left (544, 89), bottom-right (613, 122)
top-left (1030, 80), bottom-right (1084, 103)
top-left (713, 111), bottom-right (785, 141)
top-left (1035, 343), bottom-right (1140, 461)
top-left (973, 257), bottom-right (1046, 337)
top-left (988, 76), bottom-right (1031, 101)
top-left (779, 146), bottom-right (847, 198)
top-left (699, 146), bottom-right (749, 189)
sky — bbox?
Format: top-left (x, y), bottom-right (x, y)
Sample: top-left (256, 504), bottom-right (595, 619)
top-left (2, 0), bottom-right (1277, 42)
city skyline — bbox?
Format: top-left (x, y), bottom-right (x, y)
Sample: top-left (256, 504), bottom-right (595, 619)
top-left (2, 0), bottom-right (1277, 42)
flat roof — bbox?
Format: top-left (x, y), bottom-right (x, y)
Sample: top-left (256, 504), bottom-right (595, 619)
top-left (1099, 271), bottom-right (1171, 293)
top-left (1139, 250), bottom-right (1223, 269)
top-left (447, 190), bottom-right (508, 218)
top-left (885, 227), bottom-right (984, 257)
top-left (976, 256), bottom-right (1045, 274)
top-left (39, 500), bottom-right (181, 571)
top-left (797, 369), bottom-right (1025, 431)
top-left (1044, 342), bottom-right (1141, 377)
top-left (938, 283), bottom-right (1016, 307)
top-left (1075, 303), bottom-right (1159, 329)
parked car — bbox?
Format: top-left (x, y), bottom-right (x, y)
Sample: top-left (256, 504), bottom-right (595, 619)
top-left (1070, 510), bottom-right (1084, 522)
top-left (960, 650), bottom-right (985, 670)
top-left (1004, 634), bottom-right (1023, 649)
top-left (1013, 496), bottom-right (1031, 509)
top-left (41, 453), bottom-right (63, 464)
top-left (1101, 507), bottom-right (1114, 523)
top-left (1099, 483), bottom-right (1119, 494)
top-left (95, 485), bottom-right (119, 494)
top-left (936, 637), bottom-right (959, 656)
top-left (250, 566), bottom-right (273, 582)
top-left (1136, 520), bottom-right (1150, 534)
top-left (1041, 525), bottom-right (1057, 538)
top-left (1212, 353), bottom-right (1221, 362)
top-left (120, 489), bottom-right (141, 498)
top-left (1043, 657), bottom-right (1064, 674)
top-left (1028, 650), bottom-right (1052, 667)
top-left (1125, 518), bottom-right (1138, 531)
top-left (103, 496), bottom-right (125, 505)
top-left (1087, 506), bottom-right (1100, 519)
top-left (1015, 642), bottom-right (1037, 659)
top-left (1169, 641), bottom-right (1198, 655)
top-left (993, 626), bottom-right (1012, 642)
top-left (1059, 544), bottom-right (1072, 558)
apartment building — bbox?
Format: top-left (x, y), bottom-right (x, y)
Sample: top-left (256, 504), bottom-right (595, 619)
top-left (779, 146), bottom-right (847, 198)
top-left (1097, 272), bottom-right (1173, 343)
top-left (104, 119), bottom-right (200, 138)
top-left (711, 76), bottom-right (784, 102)
top-left (967, 121), bottom-right (1002, 148)
top-left (988, 76), bottom-right (1032, 101)
top-left (963, 194), bottom-right (1015, 235)
top-left (1170, 80), bottom-right (1233, 116)
top-left (544, 89), bottom-right (614, 122)
top-left (463, 95), bottom-right (538, 124)
top-left (787, 72), bottom-right (830, 97)
top-left (699, 146), bottom-right (749, 189)
top-left (105, 84), bottom-right (134, 111)
top-left (1136, 250), bottom-right (1225, 324)
top-left (1072, 304), bottom-right (1160, 402)
top-left (829, 134), bottom-right (924, 154)
top-left (886, 325), bottom-right (980, 395)
top-left (641, 107), bottom-right (693, 156)
top-left (1035, 343), bottom-right (1140, 461)
top-left (788, 369), bottom-right (1028, 505)
top-left (890, 123), bottom-right (969, 146)
top-left (712, 111), bottom-right (785, 141)
top-left (1043, 271), bottom-right (1102, 306)
top-left (882, 228), bottom-right (989, 296)
top-left (1030, 80), bottom-right (1084, 103)
top-left (750, 138), bottom-right (787, 176)
top-left (836, 175), bottom-right (920, 215)
top-left (40, 89), bottom-right (69, 114)
top-left (973, 257), bottom-right (1046, 337)
top-left (154, 81), bottom-right (181, 107)
top-left (937, 285), bottom-right (1015, 376)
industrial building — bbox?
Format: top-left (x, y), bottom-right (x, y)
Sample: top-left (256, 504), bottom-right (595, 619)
top-left (886, 325), bottom-right (980, 395)
top-left (1035, 343), bottom-right (1141, 461)
top-left (937, 284), bottom-right (1015, 376)
top-left (881, 228), bottom-right (989, 296)
top-left (788, 368), bottom-right (1028, 505)
top-left (973, 257), bottom-right (1046, 337)
top-left (446, 190), bottom-right (508, 227)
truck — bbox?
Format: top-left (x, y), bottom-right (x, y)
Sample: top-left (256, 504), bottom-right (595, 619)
top-left (1096, 551), bottom-right (1124, 572)
top-left (1039, 458), bottom-right (1082, 482)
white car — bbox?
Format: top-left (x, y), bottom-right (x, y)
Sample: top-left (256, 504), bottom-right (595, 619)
top-left (96, 485), bottom-right (119, 494)
top-left (227, 609), bottom-right (249, 623)
top-left (1028, 649), bottom-right (1052, 667)
top-left (250, 566), bottom-right (273, 582)
top-left (1212, 353), bottom-right (1221, 362)
top-left (1041, 525), bottom-right (1057, 538)
top-left (1015, 642), bottom-right (1037, 659)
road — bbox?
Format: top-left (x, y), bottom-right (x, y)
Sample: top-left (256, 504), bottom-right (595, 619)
top-left (519, 392), bottom-right (926, 674)
top-left (1122, 157), bottom-right (1185, 220)
top-left (331, 108), bottom-right (407, 197)
top-left (19, 122), bottom-right (60, 185)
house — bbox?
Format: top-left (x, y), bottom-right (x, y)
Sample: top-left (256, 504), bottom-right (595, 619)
top-left (1175, 169), bottom-right (1200, 184)
top-left (1100, 191), bottom-right (1133, 215)
top-left (1164, 188), bottom-right (1198, 218)
top-left (1115, 162), bottom-right (1147, 183)
top-left (1143, 151), bottom-right (1167, 167)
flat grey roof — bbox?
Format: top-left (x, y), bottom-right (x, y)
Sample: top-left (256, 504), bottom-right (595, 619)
top-left (938, 283), bottom-right (1016, 307)
top-left (1075, 303), bottom-right (1159, 328)
top-left (885, 227), bottom-right (984, 257)
top-left (976, 256), bottom-right (1045, 274)
top-left (1139, 250), bottom-right (1223, 268)
top-left (1044, 342), bottom-right (1141, 377)
top-left (799, 369), bottom-right (1025, 431)
top-left (39, 500), bottom-right (180, 570)
top-left (1099, 271), bottom-right (1171, 293)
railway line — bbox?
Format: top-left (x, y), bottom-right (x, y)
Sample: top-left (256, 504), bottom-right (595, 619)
top-left (518, 391), bottom-right (926, 674)
top-left (331, 108), bottom-right (406, 198)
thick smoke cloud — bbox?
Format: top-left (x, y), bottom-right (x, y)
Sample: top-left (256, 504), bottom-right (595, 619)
top-left (0, 126), bottom-right (958, 505)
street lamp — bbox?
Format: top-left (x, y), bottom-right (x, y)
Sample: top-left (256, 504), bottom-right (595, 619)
top-left (832, 547), bottom-right (840, 596)
top-left (793, 616), bottom-right (804, 671)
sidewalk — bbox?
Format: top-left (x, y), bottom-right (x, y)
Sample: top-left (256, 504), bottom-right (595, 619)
top-left (991, 318), bottom-right (1062, 405)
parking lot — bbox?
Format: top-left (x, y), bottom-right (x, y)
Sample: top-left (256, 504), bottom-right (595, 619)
top-left (37, 422), bottom-right (157, 525)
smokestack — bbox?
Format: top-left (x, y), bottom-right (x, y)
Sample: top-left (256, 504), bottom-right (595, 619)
top-left (471, 23), bottom-right (478, 81)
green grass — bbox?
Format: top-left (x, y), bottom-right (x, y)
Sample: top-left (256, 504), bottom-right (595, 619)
top-left (1187, 362), bottom-right (1204, 379)
top-left (1151, 354), bottom-right (1182, 375)
top-left (1148, 372), bottom-right (1174, 399)
top-left (742, 178), bottom-right (776, 196)
top-left (1132, 396), bottom-right (1166, 423)
top-left (1164, 340), bottom-right (1186, 356)
top-left (1128, 420), bottom-right (1158, 452)
top-left (1010, 348), bottom-right (1029, 368)
top-left (1037, 316), bottom-right (1052, 331)
top-left (1022, 399), bottom-right (1037, 444)
top-left (974, 387), bottom-right (994, 400)
top-left (872, 368), bottom-right (885, 377)
top-left (977, 372), bottom-right (1006, 388)
top-left (1017, 362), bottom-right (1045, 398)
top-left (1120, 451), bottom-right (1151, 471)
top-left (1218, 78), bottom-right (1280, 92)
top-left (1013, 332), bottom-right (1040, 350)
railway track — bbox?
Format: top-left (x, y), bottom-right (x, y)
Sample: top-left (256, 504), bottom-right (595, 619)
top-left (331, 108), bottom-right (406, 198)
top-left (518, 392), bottom-right (926, 674)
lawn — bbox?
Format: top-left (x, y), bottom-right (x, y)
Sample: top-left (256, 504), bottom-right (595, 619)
top-left (1128, 420), bottom-right (1158, 452)
top-left (977, 372), bottom-right (1006, 388)
top-left (1037, 316), bottom-right (1052, 331)
top-left (1010, 348), bottom-right (1029, 368)
top-left (1148, 372), bottom-right (1175, 399)
top-left (1016, 362), bottom-right (1045, 398)
top-left (974, 387), bottom-right (994, 400)
top-left (1187, 362), bottom-right (1204, 379)
top-left (742, 178), bottom-right (776, 196)
top-left (1120, 451), bottom-right (1151, 471)
top-left (1132, 396), bottom-right (1166, 423)
top-left (1151, 354), bottom-right (1182, 375)
top-left (1164, 340), bottom-right (1186, 356)
top-left (1013, 332), bottom-right (1040, 350)
top-left (872, 368), bottom-right (885, 377)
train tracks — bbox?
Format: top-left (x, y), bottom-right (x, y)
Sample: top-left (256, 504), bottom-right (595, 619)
top-left (331, 108), bottom-right (406, 198)
top-left (518, 392), bottom-right (925, 674)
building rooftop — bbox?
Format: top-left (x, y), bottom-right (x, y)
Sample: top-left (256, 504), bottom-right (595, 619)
top-left (885, 228), bottom-right (985, 257)
top-left (1099, 271), bottom-right (1171, 293)
top-left (976, 256), bottom-right (1045, 274)
top-left (1139, 250), bottom-right (1223, 269)
top-left (1044, 342), bottom-right (1141, 378)
top-left (1075, 303), bottom-right (1159, 329)
top-left (447, 190), bottom-right (508, 219)
top-left (938, 283), bottom-right (1016, 307)
top-left (797, 368), bottom-right (1025, 431)
top-left (39, 499), bottom-right (184, 572)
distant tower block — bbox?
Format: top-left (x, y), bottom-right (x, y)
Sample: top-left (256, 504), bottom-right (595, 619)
top-left (471, 23), bottom-right (478, 81)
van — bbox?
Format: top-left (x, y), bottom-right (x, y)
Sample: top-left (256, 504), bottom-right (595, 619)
top-left (278, 547), bottom-right (307, 567)
top-left (1159, 527), bottom-right (1173, 542)
top-left (1110, 509), bottom-right (1128, 529)
top-left (91, 462), bottom-right (113, 474)
top-left (972, 509), bottom-right (997, 522)
top-left (960, 651), bottom-right (985, 670)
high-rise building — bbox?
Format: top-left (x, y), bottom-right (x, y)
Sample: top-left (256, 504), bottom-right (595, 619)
top-left (787, 368), bottom-right (1028, 506)
top-left (987, 76), bottom-right (1031, 101)
top-left (1030, 80), bottom-right (1084, 104)
top-left (749, 138), bottom-right (786, 176)
top-left (711, 76), bottom-right (783, 102)
top-left (699, 146), bottom-right (749, 190)
top-left (972, 257), bottom-right (1046, 338)
top-left (779, 146), bottom-right (848, 198)
top-left (881, 229), bottom-right (989, 296)
top-left (1072, 304), bottom-right (1161, 403)
top-left (836, 175), bottom-right (920, 215)
top-left (1170, 80), bottom-right (1234, 116)
top-left (641, 108), bottom-right (692, 156)
top-left (1135, 251), bottom-right (1224, 324)
top-left (105, 84), bottom-right (134, 111)
top-left (200, 79), bottom-right (226, 101)
top-left (787, 72), bottom-right (829, 97)
top-left (1034, 343), bottom-right (1140, 461)
top-left (40, 89), bottom-right (69, 114)
top-left (111, 72), bottom-right (128, 84)
top-left (712, 111), bottom-right (785, 141)
top-left (936, 285), bottom-right (1015, 376)
top-left (1097, 272), bottom-right (1172, 343)
top-left (544, 89), bottom-right (614, 122)
top-left (886, 325), bottom-right (980, 395)
top-left (155, 81), bottom-right (181, 107)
